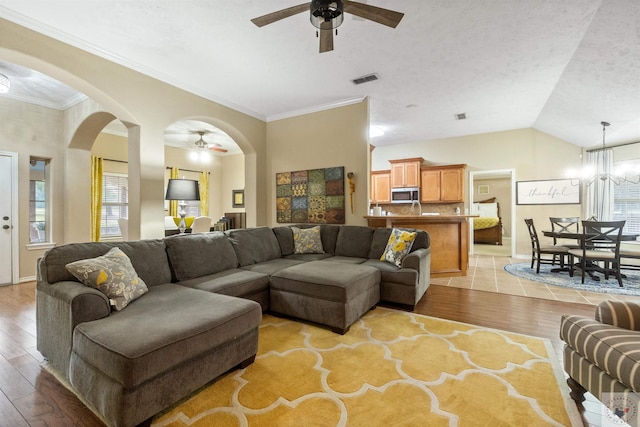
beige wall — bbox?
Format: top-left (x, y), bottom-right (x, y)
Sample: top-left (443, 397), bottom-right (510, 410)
top-left (0, 98), bottom-right (65, 278)
top-left (222, 154), bottom-right (246, 215)
top-left (0, 18), bottom-right (267, 280)
top-left (266, 100), bottom-right (370, 226)
top-left (372, 128), bottom-right (584, 256)
top-left (0, 17), bottom-right (266, 241)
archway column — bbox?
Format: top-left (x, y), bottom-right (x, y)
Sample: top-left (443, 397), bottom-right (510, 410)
top-left (127, 125), bottom-right (166, 240)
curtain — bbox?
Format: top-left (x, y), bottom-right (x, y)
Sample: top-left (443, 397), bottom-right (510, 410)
top-left (199, 171), bottom-right (209, 216)
top-left (586, 149), bottom-right (614, 220)
top-left (169, 167), bottom-right (179, 217)
top-left (90, 156), bottom-right (103, 242)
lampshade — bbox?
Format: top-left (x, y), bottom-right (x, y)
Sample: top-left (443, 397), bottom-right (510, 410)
top-left (0, 73), bottom-right (10, 94)
top-left (165, 179), bottom-right (200, 201)
top-left (310, 0), bottom-right (344, 29)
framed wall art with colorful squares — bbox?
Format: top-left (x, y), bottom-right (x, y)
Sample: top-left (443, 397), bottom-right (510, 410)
top-left (276, 166), bottom-right (345, 224)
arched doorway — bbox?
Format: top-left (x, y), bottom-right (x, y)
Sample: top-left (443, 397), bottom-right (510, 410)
top-left (163, 119), bottom-right (245, 231)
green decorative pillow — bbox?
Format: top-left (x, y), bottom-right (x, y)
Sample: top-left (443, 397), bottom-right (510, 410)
top-left (65, 247), bottom-right (148, 311)
top-left (381, 228), bottom-right (417, 267)
top-left (292, 226), bottom-right (325, 254)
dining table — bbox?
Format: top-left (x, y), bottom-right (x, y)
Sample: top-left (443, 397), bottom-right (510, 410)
top-left (542, 230), bottom-right (640, 242)
top-left (542, 230), bottom-right (640, 280)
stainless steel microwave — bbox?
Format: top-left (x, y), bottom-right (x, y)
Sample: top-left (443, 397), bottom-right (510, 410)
top-left (391, 187), bottom-right (420, 203)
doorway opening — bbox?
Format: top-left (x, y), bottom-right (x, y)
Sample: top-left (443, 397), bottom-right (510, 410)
top-left (0, 151), bottom-right (19, 285)
top-left (469, 169), bottom-right (516, 257)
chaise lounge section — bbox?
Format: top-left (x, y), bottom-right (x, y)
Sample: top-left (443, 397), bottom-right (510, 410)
top-left (36, 224), bottom-right (430, 427)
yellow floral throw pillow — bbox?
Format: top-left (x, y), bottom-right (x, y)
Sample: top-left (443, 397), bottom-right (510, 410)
top-left (292, 226), bottom-right (325, 254)
top-left (65, 247), bottom-right (148, 311)
top-left (381, 228), bottom-right (417, 267)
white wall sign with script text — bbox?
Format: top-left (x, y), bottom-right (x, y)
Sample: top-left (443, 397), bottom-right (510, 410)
top-left (516, 179), bottom-right (581, 205)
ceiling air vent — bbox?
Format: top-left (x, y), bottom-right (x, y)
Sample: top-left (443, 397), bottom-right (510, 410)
top-left (353, 73), bottom-right (379, 85)
top-left (454, 113), bottom-right (467, 120)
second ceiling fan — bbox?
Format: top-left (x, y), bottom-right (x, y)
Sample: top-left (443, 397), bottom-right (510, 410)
top-left (251, 1), bottom-right (404, 53)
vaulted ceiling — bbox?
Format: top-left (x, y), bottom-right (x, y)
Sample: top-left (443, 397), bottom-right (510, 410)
top-left (1, 0), bottom-right (639, 149)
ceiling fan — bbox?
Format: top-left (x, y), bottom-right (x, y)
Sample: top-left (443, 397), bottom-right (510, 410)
top-left (192, 131), bottom-right (228, 153)
top-left (251, 0), bottom-right (404, 53)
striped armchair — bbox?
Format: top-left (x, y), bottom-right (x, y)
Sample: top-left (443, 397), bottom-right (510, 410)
top-left (560, 301), bottom-right (640, 424)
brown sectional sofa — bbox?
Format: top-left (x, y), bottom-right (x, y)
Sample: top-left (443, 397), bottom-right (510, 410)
top-left (36, 224), bottom-right (430, 427)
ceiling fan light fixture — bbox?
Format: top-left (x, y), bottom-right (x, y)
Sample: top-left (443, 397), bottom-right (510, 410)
top-left (0, 73), bottom-right (10, 94)
top-left (194, 131), bottom-right (208, 151)
top-left (310, 0), bottom-right (344, 29)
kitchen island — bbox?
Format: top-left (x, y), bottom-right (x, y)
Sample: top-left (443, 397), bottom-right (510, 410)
top-left (365, 215), bottom-right (477, 278)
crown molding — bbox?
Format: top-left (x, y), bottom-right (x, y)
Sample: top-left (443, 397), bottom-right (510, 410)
top-left (266, 96), bottom-right (367, 122)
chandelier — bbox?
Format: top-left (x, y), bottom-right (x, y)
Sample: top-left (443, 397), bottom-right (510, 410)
top-left (583, 121), bottom-right (640, 187)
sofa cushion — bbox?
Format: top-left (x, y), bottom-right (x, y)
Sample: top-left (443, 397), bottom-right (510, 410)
top-left (334, 226), bottom-right (374, 258)
top-left (313, 225), bottom-right (340, 255)
top-left (325, 256), bottom-right (367, 264)
top-left (41, 239), bottom-right (172, 287)
top-left (292, 226), bottom-right (324, 254)
top-left (176, 268), bottom-right (270, 298)
top-left (412, 230), bottom-right (430, 251)
top-left (283, 253), bottom-right (334, 262)
top-left (272, 226), bottom-right (295, 256)
top-left (227, 227), bottom-right (281, 267)
top-left (381, 229), bottom-right (417, 267)
top-left (65, 247), bottom-right (148, 311)
top-left (270, 261), bottom-right (380, 302)
top-left (240, 258), bottom-right (305, 276)
top-left (165, 232), bottom-right (238, 281)
top-left (369, 228), bottom-right (393, 259)
top-left (72, 284), bottom-right (262, 389)
top-left (362, 259), bottom-right (419, 286)
top-left (273, 225), bottom-right (340, 256)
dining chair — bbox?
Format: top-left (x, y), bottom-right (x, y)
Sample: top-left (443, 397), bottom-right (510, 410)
top-left (191, 216), bottom-right (212, 233)
top-left (524, 218), bottom-right (570, 273)
top-left (568, 220), bottom-right (625, 286)
top-left (549, 216), bottom-right (580, 266)
top-left (549, 217), bottom-right (580, 246)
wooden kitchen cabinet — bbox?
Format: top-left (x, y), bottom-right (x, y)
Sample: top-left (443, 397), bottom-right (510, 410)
top-left (370, 170), bottom-right (391, 203)
top-left (389, 158), bottom-right (423, 188)
top-left (420, 164), bottom-right (465, 203)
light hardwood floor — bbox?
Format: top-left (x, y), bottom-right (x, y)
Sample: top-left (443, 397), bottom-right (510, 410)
top-left (1, 257), bottom-right (629, 426)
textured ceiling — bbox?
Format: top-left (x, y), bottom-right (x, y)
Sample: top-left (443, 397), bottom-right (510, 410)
top-left (0, 0), bottom-right (639, 149)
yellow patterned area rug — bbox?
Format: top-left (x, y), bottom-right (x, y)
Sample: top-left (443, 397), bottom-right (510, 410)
top-left (153, 307), bottom-right (581, 427)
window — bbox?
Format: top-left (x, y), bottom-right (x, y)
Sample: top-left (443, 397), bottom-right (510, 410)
top-left (29, 158), bottom-right (49, 243)
top-left (612, 159), bottom-right (640, 234)
top-left (101, 173), bottom-right (128, 238)
top-left (184, 200), bottom-right (201, 218)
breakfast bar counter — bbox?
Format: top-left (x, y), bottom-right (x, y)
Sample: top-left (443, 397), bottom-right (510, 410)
top-left (365, 215), bottom-right (477, 278)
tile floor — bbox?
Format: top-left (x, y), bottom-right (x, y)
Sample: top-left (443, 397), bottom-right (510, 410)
top-left (431, 254), bottom-right (640, 306)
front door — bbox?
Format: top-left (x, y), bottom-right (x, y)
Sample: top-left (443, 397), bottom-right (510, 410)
top-left (0, 153), bottom-right (15, 285)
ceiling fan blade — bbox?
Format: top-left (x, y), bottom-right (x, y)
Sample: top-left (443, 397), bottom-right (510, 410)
top-left (319, 23), bottom-right (334, 53)
top-left (251, 3), bottom-right (309, 27)
top-left (209, 147), bottom-right (228, 153)
top-left (344, 1), bottom-right (404, 28)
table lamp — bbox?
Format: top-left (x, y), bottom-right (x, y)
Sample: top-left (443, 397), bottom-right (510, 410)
top-left (165, 179), bottom-right (200, 234)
